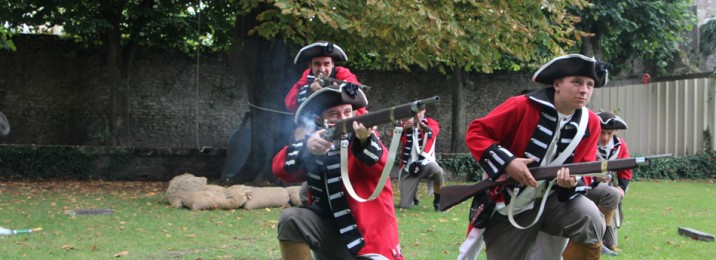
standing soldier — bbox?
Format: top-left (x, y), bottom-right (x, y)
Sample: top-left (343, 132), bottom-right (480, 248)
top-left (396, 104), bottom-right (445, 211)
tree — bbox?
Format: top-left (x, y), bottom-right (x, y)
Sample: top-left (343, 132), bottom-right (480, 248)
top-left (574, 0), bottom-right (697, 75)
top-left (2, 0), bottom-right (591, 183)
top-left (1, 0), bottom-right (200, 145)
top-left (248, 0), bottom-right (588, 153)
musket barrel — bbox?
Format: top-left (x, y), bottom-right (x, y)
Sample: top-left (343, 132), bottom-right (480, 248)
top-left (324, 96), bottom-right (440, 139)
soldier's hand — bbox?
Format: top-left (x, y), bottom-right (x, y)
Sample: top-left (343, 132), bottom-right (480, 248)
top-left (353, 121), bottom-right (373, 145)
top-left (307, 130), bottom-right (332, 155)
top-left (309, 81), bottom-right (322, 93)
top-left (403, 118), bottom-right (414, 129)
top-left (503, 157), bottom-right (537, 187)
top-left (556, 167), bottom-right (577, 188)
top-left (597, 174), bottom-right (612, 183)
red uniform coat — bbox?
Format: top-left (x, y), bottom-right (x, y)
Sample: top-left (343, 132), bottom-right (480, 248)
top-left (465, 93), bottom-right (600, 201)
top-left (399, 117), bottom-right (440, 168)
top-left (284, 67), bottom-right (361, 112)
top-left (272, 133), bottom-right (403, 259)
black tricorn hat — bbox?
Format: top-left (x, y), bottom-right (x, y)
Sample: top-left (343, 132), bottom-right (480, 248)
top-left (597, 111), bottom-right (628, 130)
top-left (293, 41), bottom-right (348, 65)
top-left (294, 84), bottom-right (367, 124)
top-left (532, 54), bottom-right (610, 88)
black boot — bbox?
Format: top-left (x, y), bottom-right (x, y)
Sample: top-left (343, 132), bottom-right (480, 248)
top-left (413, 198), bottom-right (420, 206)
top-left (433, 193), bottom-right (441, 211)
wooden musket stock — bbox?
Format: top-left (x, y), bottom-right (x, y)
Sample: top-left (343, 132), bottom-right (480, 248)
top-left (438, 154), bottom-right (673, 211)
top-left (322, 96), bottom-right (440, 140)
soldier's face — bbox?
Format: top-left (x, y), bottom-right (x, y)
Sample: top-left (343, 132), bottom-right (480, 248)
top-left (318, 104), bottom-right (353, 126)
top-left (599, 129), bottom-right (616, 146)
top-left (553, 75), bottom-right (594, 114)
top-left (310, 56), bottom-right (334, 77)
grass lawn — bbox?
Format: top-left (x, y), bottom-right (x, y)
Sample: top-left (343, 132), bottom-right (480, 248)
top-left (0, 180), bottom-right (714, 259)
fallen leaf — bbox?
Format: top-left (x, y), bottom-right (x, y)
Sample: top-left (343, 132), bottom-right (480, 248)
top-left (61, 244), bottom-right (74, 250)
top-left (113, 250), bottom-right (129, 257)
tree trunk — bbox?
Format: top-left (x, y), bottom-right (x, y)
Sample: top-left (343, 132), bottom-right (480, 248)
top-left (101, 0), bottom-right (129, 146)
top-left (229, 12), bottom-right (298, 185)
top-left (450, 67), bottom-right (467, 153)
top-left (580, 24), bottom-right (603, 58)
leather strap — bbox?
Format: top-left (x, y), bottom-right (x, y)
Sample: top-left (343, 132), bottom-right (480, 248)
top-left (505, 107), bottom-right (590, 229)
top-left (341, 127), bottom-right (403, 202)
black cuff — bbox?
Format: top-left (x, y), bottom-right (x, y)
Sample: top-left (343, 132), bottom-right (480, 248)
top-left (478, 144), bottom-right (516, 180)
top-left (283, 139), bottom-right (306, 173)
top-left (556, 186), bottom-right (575, 202)
top-left (351, 134), bottom-right (383, 165)
top-left (295, 85), bottom-right (311, 107)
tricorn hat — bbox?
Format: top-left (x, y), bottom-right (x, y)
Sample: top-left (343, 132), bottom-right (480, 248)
top-left (294, 84), bottom-right (367, 124)
top-left (293, 41), bottom-right (348, 65)
top-left (532, 54), bottom-right (610, 88)
top-left (597, 111), bottom-right (628, 130)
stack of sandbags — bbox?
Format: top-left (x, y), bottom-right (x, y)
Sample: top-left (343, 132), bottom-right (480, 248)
top-left (165, 174), bottom-right (306, 210)
top-left (183, 184), bottom-right (248, 211)
top-left (166, 173), bottom-right (207, 208)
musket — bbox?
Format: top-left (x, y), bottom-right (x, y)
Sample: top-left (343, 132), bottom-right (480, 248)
top-left (438, 154), bottom-right (673, 212)
top-left (318, 76), bottom-right (372, 92)
top-left (322, 96), bottom-right (440, 140)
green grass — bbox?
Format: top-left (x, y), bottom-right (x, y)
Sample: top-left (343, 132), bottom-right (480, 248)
top-left (0, 180), bottom-right (714, 259)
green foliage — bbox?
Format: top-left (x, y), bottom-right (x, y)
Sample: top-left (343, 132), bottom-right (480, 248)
top-left (438, 153), bottom-right (483, 182)
top-left (574, 0), bottom-right (697, 74)
top-left (701, 19), bottom-right (716, 57)
top-left (1, 0), bottom-right (208, 54)
top-left (260, 0), bottom-right (589, 73)
top-left (0, 26), bottom-right (16, 51)
top-left (633, 153), bottom-right (716, 180)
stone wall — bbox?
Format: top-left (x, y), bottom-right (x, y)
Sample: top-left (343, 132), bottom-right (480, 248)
top-left (0, 35), bottom-right (558, 154)
top-left (0, 35), bottom-right (247, 149)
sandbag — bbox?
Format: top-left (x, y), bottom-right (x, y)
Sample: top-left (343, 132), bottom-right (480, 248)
top-left (285, 186), bottom-right (303, 207)
top-left (166, 173), bottom-right (207, 208)
top-left (183, 185), bottom-right (247, 211)
top-left (242, 186), bottom-right (290, 210)
top-left (227, 185), bottom-right (248, 208)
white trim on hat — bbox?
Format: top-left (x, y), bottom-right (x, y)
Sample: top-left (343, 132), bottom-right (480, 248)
top-left (293, 42), bottom-right (348, 64)
top-left (531, 54), bottom-right (596, 83)
top-left (294, 86), bottom-right (341, 124)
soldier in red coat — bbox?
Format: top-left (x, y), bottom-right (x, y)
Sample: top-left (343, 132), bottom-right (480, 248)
top-left (273, 84), bottom-right (403, 259)
top-left (586, 111), bottom-right (632, 255)
top-left (396, 105), bottom-right (445, 211)
top-left (461, 54), bottom-right (609, 259)
top-left (284, 41), bottom-right (364, 115)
